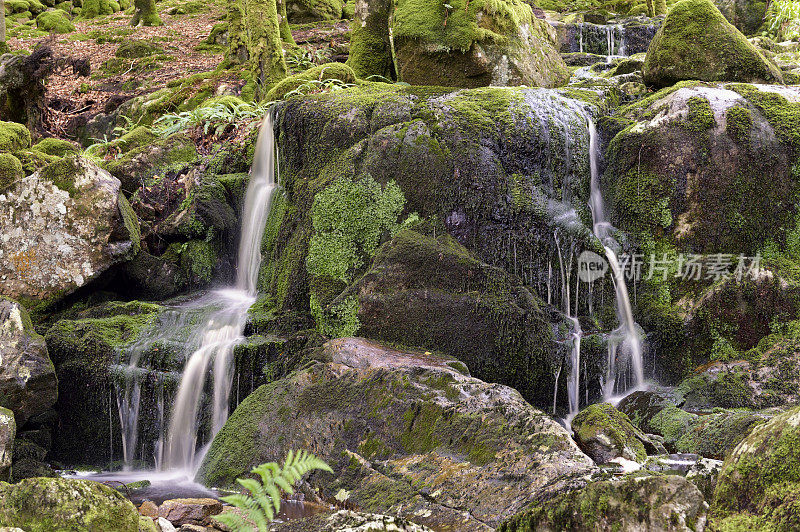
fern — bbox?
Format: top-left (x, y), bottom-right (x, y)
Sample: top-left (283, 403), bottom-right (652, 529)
top-left (214, 450), bottom-right (332, 532)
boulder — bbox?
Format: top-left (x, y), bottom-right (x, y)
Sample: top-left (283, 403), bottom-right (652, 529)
top-left (0, 477), bottom-right (140, 531)
top-left (571, 402), bottom-right (654, 464)
top-left (712, 406), bottom-right (800, 530)
top-left (0, 407), bottom-right (14, 482)
top-left (0, 156), bottom-right (140, 309)
top-left (499, 473), bottom-right (708, 531)
top-left (0, 120), bottom-right (31, 152)
top-left (714, 0), bottom-right (767, 35)
top-left (391, 0), bottom-right (569, 87)
top-left (286, 0), bottom-right (343, 22)
top-left (103, 133), bottom-right (198, 195)
top-left (157, 498), bottom-right (222, 527)
top-left (338, 229), bottom-right (562, 409)
top-left (0, 298), bottom-right (57, 424)
top-left (642, 0), bottom-right (782, 86)
top-left (198, 337), bottom-right (596, 531)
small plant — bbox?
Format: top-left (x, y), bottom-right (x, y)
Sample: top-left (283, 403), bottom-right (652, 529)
top-left (282, 78), bottom-right (356, 99)
top-left (285, 48), bottom-right (328, 71)
top-left (152, 100), bottom-right (274, 137)
top-left (214, 450), bottom-right (332, 531)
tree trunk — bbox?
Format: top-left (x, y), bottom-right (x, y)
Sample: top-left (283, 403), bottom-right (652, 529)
top-left (227, 0), bottom-right (249, 64)
top-left (131, 0), bottom-right (163, 26)
top-left (654, 0), bottom-right (667, 15)
top-left (346, 0), bottom-right (395, 80)
top-left (276, 0), bottom-right (296, 47)
top-left (645, 0), bottom-right (655, 17)
top-left (245, 0), bottom-right (287, 99)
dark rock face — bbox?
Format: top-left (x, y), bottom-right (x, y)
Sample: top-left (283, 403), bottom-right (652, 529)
top-left (0, 407), bottom-right (13, 482)
top-left (0, 298), bottom-right (57, 425)
top-left (341, 229), bottom-right (562, 408)
top-left (551, 17), bottom-right (660, 56)
top-left (198, 337), bottom-right (596, 531)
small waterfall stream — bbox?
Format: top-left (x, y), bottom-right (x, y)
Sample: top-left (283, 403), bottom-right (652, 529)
top-left (112, 112), bottom-right (279, 476)
top-left (586, 117), bottom-right (645, 398)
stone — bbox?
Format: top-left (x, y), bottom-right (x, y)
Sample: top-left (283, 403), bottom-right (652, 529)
top-left (0, 407), bottom-right (14, 482)
top-left (714, 0), bottom-right (767, 34)
top-left (391, 0), bottom-right (569, 87)
top-left (198, 337), bottom-right (596, 531)
top-left (571, 402), bottom-right (652, 463)
top-left (499, 474), bottom-right (709, 531)
top-left (711, 406), bottom-right (800, 530)
top-left (642, 0), bottom-right (782, 86)
top-left (157, 498), bottom-right (222, 527)
top-left (139, 500), bottom-right (159, 519)
top-left (0, 156), bottom-right (140, 308)
top-left (0, 477), bottom-right (141, 531)
top-left (0, 298), bottom-right (57, 424)
top-left (286, 0), bottom-right (343, 22)
top-left (156, 517), bottom-right (176, 532)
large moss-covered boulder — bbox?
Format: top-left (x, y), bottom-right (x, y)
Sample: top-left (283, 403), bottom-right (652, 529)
top-left (391, 0), bottom-right (569, 87)
top-left (0, 298), bottom-right (57, 425)
top-left (0, 156), bottom-right (140, 310)
top-left (0, 477), bottom-right (140, 531)
top-left (711, 406), bottom-right (800, 530)
top-left (0, 120), bottom-right (31, 152)
top-left (198, 337), bottom-right (596, 531)
top-left (499, 474), bottom-right (708, 531)
top-left (0, 407), bottom-right (14, 482)
top-left (103, 133), bottom-right (198, 195)
top-left (642, 0), bottom-right (782, 86)
top-left (35, 9), bottom-right (75, 33)
top-left (571, 403), bottom-right (651, 463)
top-left (286, 0), bottom-right (343, 22)
top-left (339, 229), bottom-right (561, 408)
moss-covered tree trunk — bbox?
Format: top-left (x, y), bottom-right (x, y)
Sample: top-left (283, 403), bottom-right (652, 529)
top-left (245, 0), bottom-right (287, 99)
top-left (276, 0), bottom-right (297, 47)
top-left (0, 0), bottom-right (7, 55)
top-left (654, 0), bottom-right (667, 15)
top-left (80, 0), bottom-right (114, 18)
top-left (346, 0), bottom-right (395, 80)
top-left (645, 0), bottom-right (655, 16)
top-left (130, 0), bottom-right (163, 26)
top-left (227, 0), bottom-right (249, 64)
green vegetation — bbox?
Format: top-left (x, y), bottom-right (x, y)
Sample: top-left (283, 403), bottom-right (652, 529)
top-left (35, 10), bottom-right (75, 33)
top-left (215, 450), bottom-right (332, 530)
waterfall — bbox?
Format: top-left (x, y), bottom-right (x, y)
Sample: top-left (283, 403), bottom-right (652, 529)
top-left (586, 117), bottom-right (645, 397)
top-left (113, 112), bottom-right (279, 475)
top-left (162, 112), bottom-right (279, 474)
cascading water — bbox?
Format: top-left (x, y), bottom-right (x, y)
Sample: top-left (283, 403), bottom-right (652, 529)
top-left (586, 116), bottom-right (645, 398)
top-left (162, 112), bottom-right (279, 474)
top-left (110, 112), bottom-right (279, 477)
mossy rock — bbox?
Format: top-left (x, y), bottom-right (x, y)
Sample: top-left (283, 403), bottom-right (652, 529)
top-left (198, 337), bottom-right (595, 529)
top-left (286, 0), bottom-right (343, 22)
top-left (0, 477), bottom-right (140, 531)
top-left (79, 0), bottom-right (114, 18)
top-left (0, 120), bottom-right (31, 151)
top-left (571, 402), bottom-right (649, 463)
top-left (711, 406), bottom-right (800, 530)
top-left (35, 8), bottom-right (74, 33)
top-left (392, 0), bottom-right (569, 87)
top-left (642, 0), bottom-right (783, 86)
top-left (0, 153), bottom-right (24, 190)
top-left (103, 133), bottom-right (198, 194)
top-left (265, 63), bottom-right (356, 101)
top-left (499, 474), bottom-right (708, 531)
top-left (31, 137), bottom-right (79, 157)
top-left (115, 39), bottom-right (162, 59)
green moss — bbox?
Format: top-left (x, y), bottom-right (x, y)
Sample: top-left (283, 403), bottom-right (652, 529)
top-left (572, 403), bottom-right (647, 462)
top-left (130, 0), bottom-right (162, 26)
top-left (39, 156), bottom-right (80, 197)
top-left (115, 39), bottom-right (161, 58)
top-left (35, 9), bottom-right (74, 33)
top-left (265, 63), bottom-right (356, 101)
top-left (642, 0), bottom-right (783, 87)
top-left (728, 83), bottom-right (800, 148)
top-left (345, 0), bottom-right (394, 80)
top-left (0, 120), bottom-right (31, 152)
top-left (683, 96), bottom-right (717, 132)
top-left (79, 0), bottom-right (114, 18)
top-left (725, 105), bottom-right (752, 142)
top-left (113, 125), bottom-right (157, 153)
top-left (13, 149), bottom-right (59, 175)
top-left (0, 153), bottom-right (25, 190)
top-left (31, 138), bottom-right (78, 157)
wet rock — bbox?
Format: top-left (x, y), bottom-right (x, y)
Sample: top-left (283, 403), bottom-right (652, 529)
top-left (571, 402), bottom-right (654, 463)
top-left (617, 388), bottom-right (675, 427)
top-left (552, 17), bottom-right (660, 56)
top-left (642, 0), bottom-right (782, 86)
top-left (139, 500), bottom-right (159, 519)
top-left (392, 0), bottom-right (569, 88)
top-left (158, 498), bottom-right (222, 527)
top-left (0, 297), bottom-right (57, 424)
top-left (292, 510), bottom-right (435, 531)
top-left (0, 407), bottom-right (14, 482)
top-left (198, 337), bottom-right (596, 531)
top-left (499, 473), bottom-right (708, 531)
top-left (714, 0), bottom-right (767, 35)
top-left (711, 405), bottom-right (800, 530)
top-left (0, 477), bottom-right (141, 531)
top-left (0, 156), bottom-right (140, 309)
